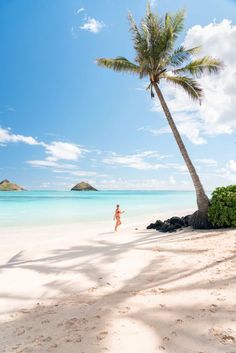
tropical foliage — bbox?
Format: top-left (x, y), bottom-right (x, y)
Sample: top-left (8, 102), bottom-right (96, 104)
top-left (209, 185), bottom-right (236, 227)
top-left (97, 4), bottom-right (222, 102)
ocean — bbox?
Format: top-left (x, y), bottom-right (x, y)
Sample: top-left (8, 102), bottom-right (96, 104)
top-left (0, 190), bottom-right (198, 228)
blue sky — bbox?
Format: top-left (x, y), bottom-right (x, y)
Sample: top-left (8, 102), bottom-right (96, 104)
top-left (0, 0), bottom-right (236, 190)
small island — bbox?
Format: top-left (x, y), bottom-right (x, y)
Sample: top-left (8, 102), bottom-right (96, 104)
top-left (0, 179), bottom-right (25, 191)
top-left (71, 181), bottom-right (97, 191)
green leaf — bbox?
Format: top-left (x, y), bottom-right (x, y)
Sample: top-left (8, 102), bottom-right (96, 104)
top-left (163, 74), bottom-right (204, 102)
top-left (96, 57), bottom-right (141, 75)
top-left (173, 56), bottom-right (223, 77)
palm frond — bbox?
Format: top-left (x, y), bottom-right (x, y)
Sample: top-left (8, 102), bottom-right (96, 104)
top-left (96, 57), bottom-right (140, 74)
top-left (167, 45), bottom-right (201, 67)
top-left (152, 10), bottom-right (185, 65)
top-left (173, 56), bottom-right (223, 77)
top-left (128, 12), bottom-right (150, 64)
top-left (164, 74), bottom-right (204, 102)
top-left (170, 9), bottom-right (185, 38)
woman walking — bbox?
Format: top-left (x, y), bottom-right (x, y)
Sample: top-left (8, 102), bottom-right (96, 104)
top-left (113, 204), bottom-right (125, 232)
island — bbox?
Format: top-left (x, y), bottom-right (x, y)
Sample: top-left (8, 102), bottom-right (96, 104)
top-left (0, 179), bottom-right (25, 191)
top-left (71, 181), bottom-right (97, 191)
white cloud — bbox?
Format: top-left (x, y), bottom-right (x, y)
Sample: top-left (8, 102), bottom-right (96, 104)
top-left (216, 167), bottom-right (236, 184)
top-left (167, 163), bottom-right (188, 173)
top-left (0, 127), bottom-right (39, 145)
top-left (28, 160), bottom-right (58, 168)
top-left (67, 170), bottom-right (97, 177)
top-left (97, 177), bottom-right (189, 190)
top-left (196, 158), bottom-right (218, 167)
top-left (42, 141), bottom-right (86, 162)
top-left (39, 181), bottom-right (73, 190)
top-left (0, 126), bottom-right (88, 167)
top-left (150, 0), bottom-right (157, 8)
top-left (227, 160), bottom-right (236, 172)
top-left (27, 160), bottom-right (78, 169)
top-left (27, 159), bottom-right (100, 178)
top-left (103, 151), bottom-right (168, 170)
top-left (76, 8), bottom-right (85, 15)
top-left (80, 17), bottom-right (105, 33)
top-left (145, 19), bottom-right (236, 144)
top-left (169, 175), bottom-right (177, 185)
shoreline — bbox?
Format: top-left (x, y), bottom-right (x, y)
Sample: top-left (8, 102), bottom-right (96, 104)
top-left (1, 209), bottom-right (235, 352)
top-left (0, 207), bottom-right (196, 232)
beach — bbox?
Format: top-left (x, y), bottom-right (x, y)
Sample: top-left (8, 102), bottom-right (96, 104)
top-left (1, 0), bottom-right (236, 351)
top-left (1, 211), bottom-right (235, 353)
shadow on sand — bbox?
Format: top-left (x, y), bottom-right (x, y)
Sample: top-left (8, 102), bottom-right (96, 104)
top-left (0, 228), bottom-right (235, 353)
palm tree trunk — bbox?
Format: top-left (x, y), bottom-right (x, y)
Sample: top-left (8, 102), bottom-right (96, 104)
top-left (153, 83), bottom-right (209, 222)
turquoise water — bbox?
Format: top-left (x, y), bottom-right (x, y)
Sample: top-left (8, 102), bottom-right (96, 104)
top-left (0, 190), bottom-right (197, 228)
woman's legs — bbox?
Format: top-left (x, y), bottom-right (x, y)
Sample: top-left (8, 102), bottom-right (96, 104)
top-left (115, 218), bottom-right (121, 231)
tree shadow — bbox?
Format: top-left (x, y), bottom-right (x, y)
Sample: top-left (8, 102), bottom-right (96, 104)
top-left (0, 228), bottom-right (235, 353)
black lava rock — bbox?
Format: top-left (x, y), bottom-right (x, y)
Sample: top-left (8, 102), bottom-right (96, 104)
top-left (146, 220), bottom-right (163, 230)
top-left (168, 217), bottom-right (184, 226)
top-left (147, 223), bottom-right (157, 230)
top-left (147, 214), bottom-right (193, 233)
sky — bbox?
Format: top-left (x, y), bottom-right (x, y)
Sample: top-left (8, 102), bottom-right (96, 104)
top-left (0, 0), bottom-right (236, 190)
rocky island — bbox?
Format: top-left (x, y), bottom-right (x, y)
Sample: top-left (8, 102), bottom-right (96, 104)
top-left (71, 181), bottom-right (97, 191)
top-left (0, 179), bottom-right (25, 191)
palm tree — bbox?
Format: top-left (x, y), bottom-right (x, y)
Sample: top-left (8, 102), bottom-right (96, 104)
top-left (96, 4), bottom-right (223, 228)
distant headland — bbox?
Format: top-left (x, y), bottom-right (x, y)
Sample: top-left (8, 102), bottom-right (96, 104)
top-left (71, 181), bottom-right (97, 191)
top-left (0, 179), bottom-right (25, 191)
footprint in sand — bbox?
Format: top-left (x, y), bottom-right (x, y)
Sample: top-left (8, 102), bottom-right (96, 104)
top-left (176, 319), bottom-right (183, 324)
top-left (64, 317), bottom-right (88, 329)
top-left (217, 297), bottom-right (226, 301)
top-left (31, 336), bottom-right (44, 344)
top-left (171, 331), bottom-right (177, 336)
top-left (209, 304), bottom-right (218, 313)
top-left (88, 287), bottom-right (97, 293)
top-left (15, 327), bottom-right (25, 336)
top-left (12, 344), bottom-right (21, 351)
top-left (73, 335), bottom-right (82, 343)
top-left (149, 288), bottom-right (166, 295)
top-left (186, 315), bottom-right (195, 319)
top-left (159, 345), bottom-right (166, 350)
top-left (163, 337), bottom-right (170, 342)
top-left (209, 327), bottom-right (236, 345)
top-left (20, 309), bottom-right (30, 314)
top-left (97, 331), bottom-right (108, 341)
top-left (49, 344), bottom-right (58, 350)
top-left (41, 319), bottom-right (50, 324)
top-left (118, 306), bottom-right (131, 314)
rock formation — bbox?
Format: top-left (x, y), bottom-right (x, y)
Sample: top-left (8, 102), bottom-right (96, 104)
top-left (71, 181), bottom-right (97, 191)
top-left (0, 179), bottom-right (25, 191)
top-left (147, 215), bottom-right (192, 233)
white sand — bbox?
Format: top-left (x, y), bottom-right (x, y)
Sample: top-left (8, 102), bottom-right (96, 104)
top-left (0, 211), bottom-right (236, 353)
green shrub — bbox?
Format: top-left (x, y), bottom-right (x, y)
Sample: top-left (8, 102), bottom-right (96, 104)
top-left (208, 185), bottom-right (236, 227)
